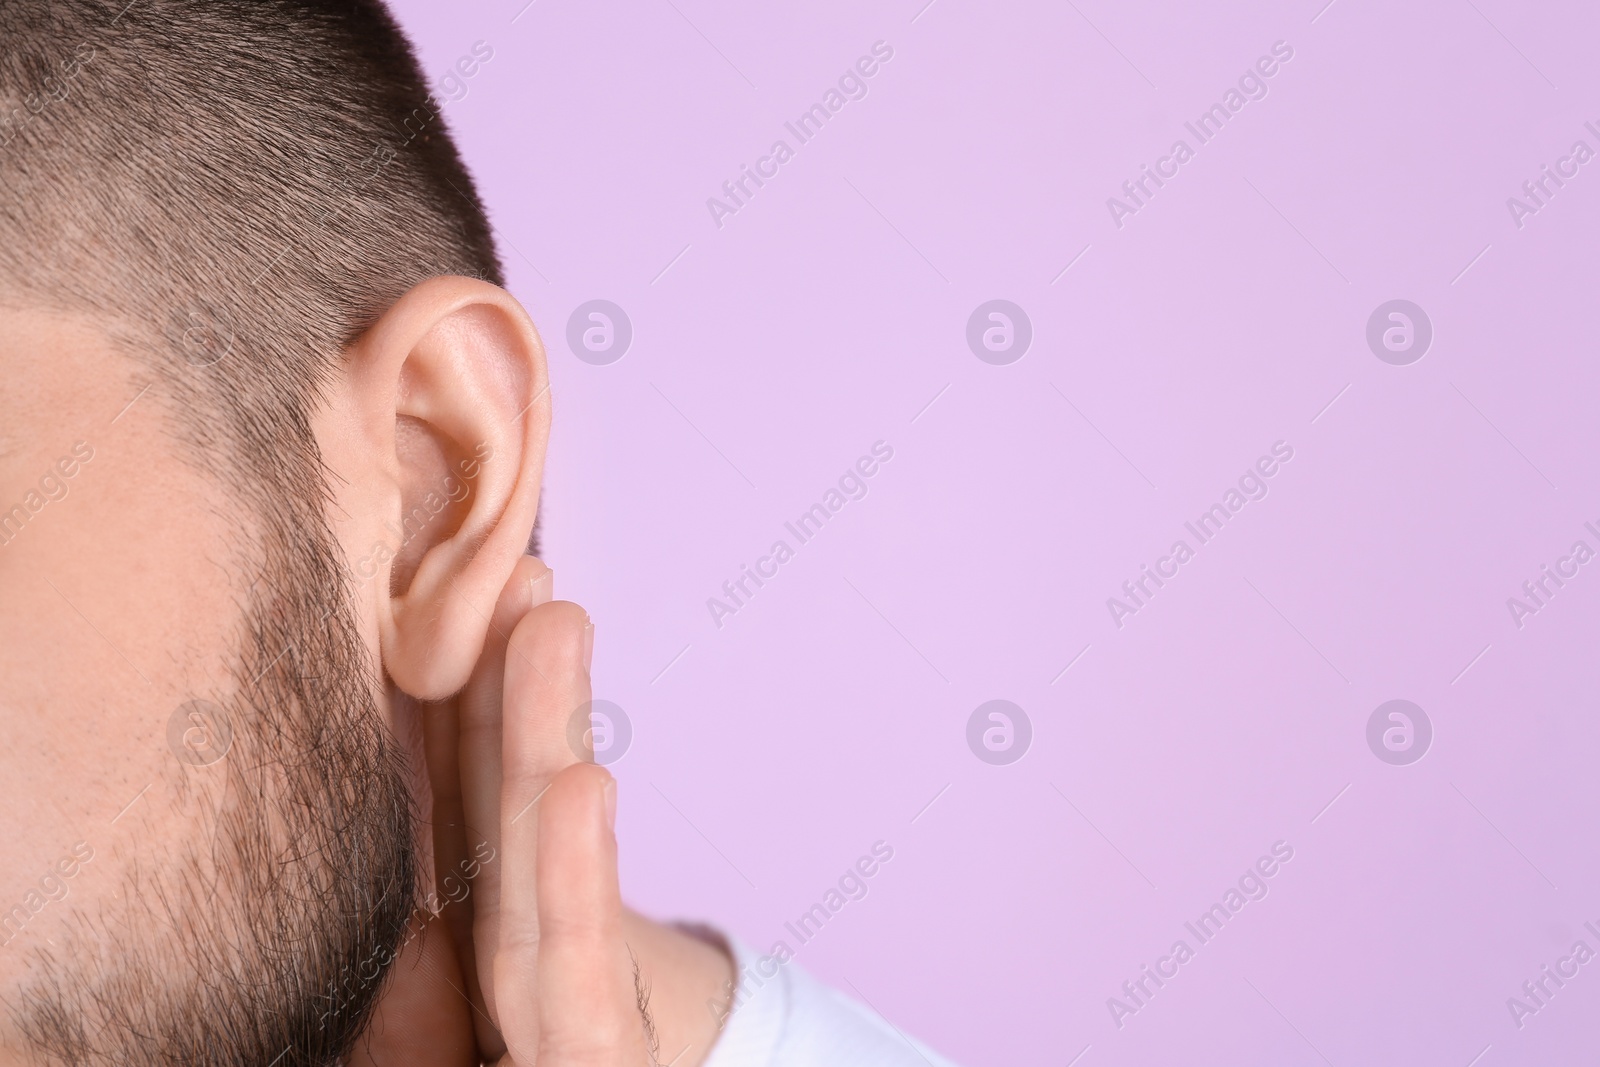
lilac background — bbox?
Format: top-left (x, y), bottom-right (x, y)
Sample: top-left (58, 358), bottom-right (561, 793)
top-left (389, 1), bottom-right (1600, 1062)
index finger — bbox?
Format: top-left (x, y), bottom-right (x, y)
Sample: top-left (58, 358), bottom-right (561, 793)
top-left (487, 596), bottom-right (594, 1058)
top-left (455, 555), bottom-right (555, 1047)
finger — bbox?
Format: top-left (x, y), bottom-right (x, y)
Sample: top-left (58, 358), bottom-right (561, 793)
top-left (346, 911), bottom-right (479, 1067)
top-left (536, 765), bottom-right (646, 1065)
top-left (503, 764), bottom-right (651, 1067)
top-left (492, 602), bottom-right (596, 1062)
top-left (456, 555), bottom-right (553, 1046)
top-left (420, 696), bottom-right (477, 1023)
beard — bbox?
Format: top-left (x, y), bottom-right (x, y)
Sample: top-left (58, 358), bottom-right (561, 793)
top-left (8, 491), bottom-right (419, 1066)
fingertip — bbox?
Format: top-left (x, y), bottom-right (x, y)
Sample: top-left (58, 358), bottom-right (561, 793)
top-left (547, 762), bottom-right (613, 817)
top-left (505, 600), bottom-right (590, 684)
top-left (525, 558), bottom-right (553, 607)
top-left (570, 761), bottom-right (617, 831)
top-left (538, 764), bottom-right (618, 875)
top-left (492, 556), bottom-right (552, 634)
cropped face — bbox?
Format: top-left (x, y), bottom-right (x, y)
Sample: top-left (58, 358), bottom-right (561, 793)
top-left (0, 270), bottom-right (551, 1066)
top-left (0, 2), bottom-right (556, 1061)
top-left (0, 306), bottom-right (418, 1065)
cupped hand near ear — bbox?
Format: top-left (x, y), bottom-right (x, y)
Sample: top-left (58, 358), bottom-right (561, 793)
top-left (351, 560), bottom-right (654, 1065)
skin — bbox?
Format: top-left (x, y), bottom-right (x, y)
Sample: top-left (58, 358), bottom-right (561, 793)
top-left (0, 279), bottom-right (731, 1065)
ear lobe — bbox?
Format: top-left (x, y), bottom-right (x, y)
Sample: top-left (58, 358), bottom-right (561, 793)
top-left (344, 276), bottom-right (549, 701)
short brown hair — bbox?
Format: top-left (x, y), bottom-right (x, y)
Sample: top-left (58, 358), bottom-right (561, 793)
top-left (0, 0), bottom-right (503, 520)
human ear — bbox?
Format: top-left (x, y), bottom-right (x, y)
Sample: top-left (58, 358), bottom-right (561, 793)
top-left (319, 276), bottom-right (549, 700)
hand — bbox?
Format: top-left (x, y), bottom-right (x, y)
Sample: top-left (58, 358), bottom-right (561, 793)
top-left (351, 559), bottom-right (656, 1065)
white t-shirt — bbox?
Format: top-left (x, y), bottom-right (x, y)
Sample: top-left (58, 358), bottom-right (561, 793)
top-left (700, 938), bottom-right (961, 1067)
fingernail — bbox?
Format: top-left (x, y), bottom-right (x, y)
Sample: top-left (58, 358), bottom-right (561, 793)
top-left (582, 619), bottom-right (595, 672)
top-left (527, 566), bottom-right (552, 607)
top-left (602, 776), bottom-right (617, 831)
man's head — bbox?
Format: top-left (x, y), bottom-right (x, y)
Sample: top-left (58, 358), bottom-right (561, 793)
top-left (0, 2), bottom-right (549, 1063)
